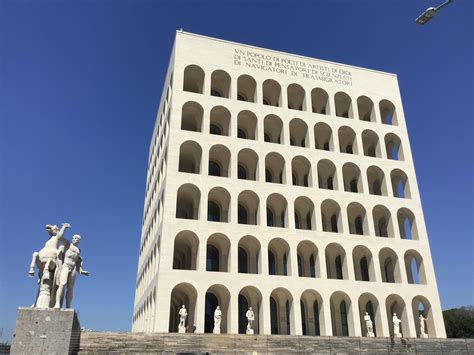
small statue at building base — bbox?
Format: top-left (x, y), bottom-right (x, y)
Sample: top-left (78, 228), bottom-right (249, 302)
top-left (419, 313), bottom-right (428, 338)
top-left (246, 307), bottom-right (255, 334)
top-left (178, 305), bottom-right (187, 333)
top-left (364, 312), bottom-right (374, 337)
top-left (393, 313), bottom-right (402, 338)
top-left (213, 306), bottom-right (221, 334)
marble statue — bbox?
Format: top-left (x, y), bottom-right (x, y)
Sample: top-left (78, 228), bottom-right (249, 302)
top-left (213, 306), bottom-right (221, 334)
top-left (392, 313), bottom-right (402, 338)
top-left (178, 305), bottom-right (187, 333)
top-left (419, 314), bottom-right (428, 338)
top-left (364, 312), bottom-right (374, 337)
top-left (54, 235), bottom-right (89, 309)
top-left (246, 307), bottom-right (255, 334)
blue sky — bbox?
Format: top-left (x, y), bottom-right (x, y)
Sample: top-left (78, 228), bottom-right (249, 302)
top-left (1, 0), bottom-right (473, 341)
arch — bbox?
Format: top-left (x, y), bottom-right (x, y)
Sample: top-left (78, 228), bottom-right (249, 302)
top-left (379, 248), bottom-right (401, 283)
top-left (206, 233), bottom-right (231, 272)
top-left (268, 238), bottom-right (291, 276)
top-left (362, 129), bottom-right (381, 158)
top-left (181, 101), bottom-right (203, 132)
top-left (205, 284), bottom-right (231, 333)
top-left (347, 202), bottom-right (368, 235)
top-left (391, 169), bottom-right (411, 198)
top-left (238, 190), bottom-right (260, 225)
top-left (210, 69), bottom-right (231, 98)
top-left (314, 122), bottom-right (333, 151)
top-left (176, 183), bottom-right (201, 220)
top-left (237, 75), bottom-right (257, 103)
top-left (404, 250), bottom-right (426, 284)
top-left (330, 291), bottom-right (355, 336)
top-left (300, 290), bottom-right (325, 335)
top-left (173, 231), bottom-right (199, 270)
top-left (321, 199), bottom-right (342, 233)
top-left (325, 243), bottom-right (348, 280)
top-left (208, 145), bottom-right (231, 177)
top-left (266, 193), bottom-right (288, 228)
top-left (169, 283), bottom-right (197, 332)
top-left (357, 96), bottom-right (375, 122)
top-left (270, 287), bottom-right (294, 334)
top-left (265, 152), bottom-right (286, 184)
top-left (292, 156), bottom-right (312, 187)
top-left (183, 65), bottom-right (204, 94)
top-left (358, 293), bottom-right (383, 337)
top-left (178, 141), bottom-right (202, 174)
top-left (294, 196), bottom-right (315, 231)
top-left (379, 99), bottom-right (398, 125)
top-left (342, 163), bottom-right (362, 193)
top-left (210, 106), bottom-right (231, 136)
top-left (397, 208), bottom-right (419, 240)
top-left (238, 148), bottom-right (258, 181)
top-left (385, 133), bottom-right (404, 161)
top-left (412, 295), bottom-right (437, 338)
top-left (238, 235), bottom-right (261, 274)
top-left (317, 159), bottom-right (338, 190)
top-left (372, 205), bottom-right (394, 238)
top-left (338, 126), bottom-right (358, 154)
top-left (297, 241), bottom-right (319, 277)
top-left (367, 166), bottom-right (387, 196)
top-left (239, 286), bottom-right (262, 334)
top-left (352, 245), bottom-right (375, 282)
top-left (237, 110), bottom-right (257, 140)
top-left (335, 92), bottom-right (353, 118)
top-left (311, 88), bottom-right (330, 114)
top-left (385, 294), bottom-right (408, 337)
top-left (208, 187), bottom-right (231, 222)
top-left (289, 118), bottom-right (309, 147)
top-left (287, 83), bottom-right (306, 111)
top-left (264, 114), bottom-right (283, 143)
top-left (262, 79), bottom-right (281, 107)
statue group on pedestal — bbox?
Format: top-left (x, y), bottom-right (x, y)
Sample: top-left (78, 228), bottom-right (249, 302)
top-left (28, 223), bottom-right (89, 309)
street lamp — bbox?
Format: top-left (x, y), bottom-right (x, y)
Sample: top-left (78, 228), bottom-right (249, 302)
top-left (416, 0), bottom-right (453, 24)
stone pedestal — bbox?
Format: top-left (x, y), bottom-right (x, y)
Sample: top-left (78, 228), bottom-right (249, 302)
top-left (178, 326), bottom-right (185, 333)
top-left (213, 328), bottom-right (220, 334)
top-left (394, 333), bottom-right (402, 338)
top-left (11, 307), bottom-right (80, 355)
top-left (367, 331), bottom-right (374, 337)
top-left (421, 333), bottom-right (429, 338)
top-left (246, 328), bottom-right (254, 334)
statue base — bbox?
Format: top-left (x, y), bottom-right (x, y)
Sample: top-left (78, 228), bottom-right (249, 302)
top-left (394, 333), bottom-right (402, 338)
top-left (10, 307), bottom-right (80, 355)
top-left (246, 329), bottom-right (254, 334)
top-left (213, 328), bottom-right (220, 334)
top-left (421, 333), bottom-right (428, 338)
top-left (367, 332), bottom-right (374, 337)
top-left (178, 326), bottom-right (186, 334)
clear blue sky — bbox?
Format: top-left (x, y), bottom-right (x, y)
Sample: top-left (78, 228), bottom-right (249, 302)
top-left (1, 0), bottom-right (473, 341)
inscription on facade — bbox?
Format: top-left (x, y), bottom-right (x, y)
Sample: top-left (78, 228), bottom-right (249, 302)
top-left (233, 48), bottom-right (352, 86)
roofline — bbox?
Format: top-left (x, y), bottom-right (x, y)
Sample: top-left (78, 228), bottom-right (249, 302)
top-left (176, 30), bottom-right (397, 78)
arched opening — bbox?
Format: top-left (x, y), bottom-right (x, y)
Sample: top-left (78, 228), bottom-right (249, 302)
top-left (238, 235), bottom-right (261, 274)
top-left (265, 152), bottom-right (286, 184)
top-left (347, 202), bottom-right (368, 235)
top-left (412, 296), bottom-right (437, 338)
top-left (289, 118), bottom-right (309, 147)
top-left (210, 70), bottom-right (231, 98)
top-left (311, 88), bottom-right (329, 114)
top-left (237, 148), bottom-right (258, 181)
top-left (266, 193), bottom-right (288, 228)
top-left (379, 99), bottom-right (398, 125)
top-left (321, 199), bottom-right (342, 233)
top-left (404, 250), bottom-right (426, 284)
top-left (207, 187), bottom-right (231, 223)
top-left (330, 291), bottom-right (354, 336)
top-left (357, 96), bottom-right (375, 122)
top-left (239, 286), bottom-right (262, 334)
top-left (373, 205), bottom-right (394, 238)
top-left (173, 231), bottom-right (199, 270)
top-left (397, 208), bottom-right (419, 240)
top-left (385, 294), bottom-right (409, 337)
top-left (237, 110), bottom-right (257, 140)
top-left (270, 288), bottom-right (294, 334)
top-left (287, 83), bottom-right (306, 111)
top-left (176, 184), bottom-right (200, 219)
top-left (385, 133), bottom-right (404, 161)
top-left (268, 238), bottom-right (291, 276)
top-left (209, 106), bottom-right (231, 136)
top-left (297, 241), bottom-right (319, 277)
top-left (178, 141), bottom-right (202, 174)
top-left (181, 101), bottom-right (203, 132)
top-left (262, 79), bottom-right (281, 107)
top-left (294, 196), bottom-right (315, 231)
top-left (352, 245), bottom-right (374, 282)
top-left (205, 285), bottom-right (230, 333)
top-left (183, 65), bottom-right (204, 94)
top-left (362, 129), bottom-right (381, 158)
top-left (379, 248), bottom-right (401, 283)
top-left (391, 169), bottom-right (411, 198)
top-left (317, 159), bottom-right (338, 190)
top-left (367, 166), bottom-right (387, 196)
top-left (238, 190), bottom-right (260, 225)
top-left (358, 293), bottom-right (383, 337)
top-left (301, 290), bottom-right (324, 335)
top-left (206, 233), bottom-right (230, 272)
top-left (264, 114), bottom-right (283, 144)
top-left (314, 122), bottom-right (333, 151)
top-left (237, 75), bottom-right (257, 103)
top-left (338, 126), bottom-right (358, 154)
top-left (292, 156), bottom-right (312, 187)
top-left (208, 145), bottom-right (231, 177)
top-left (335, 92), bottom-right (353, 118)
top-left (325, 243), bottom-right (347, 280)
top-left (169, 283), bottom-right (197, 332)
top-left (342, 163), bottom-right (363, 193)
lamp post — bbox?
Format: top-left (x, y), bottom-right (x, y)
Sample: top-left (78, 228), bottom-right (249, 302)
top-left (416, 0), bottom-right (454, 24)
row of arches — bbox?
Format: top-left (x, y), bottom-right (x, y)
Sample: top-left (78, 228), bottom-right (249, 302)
top-left (181, 102), bottom-right (403, 160)
top-left (168, 282), bottom-right (437, 338)
top-left (183, 65), bottom-right (398, 125)
top-left (176, 184), bottom-right (418, 240)
top-left (172, 231), bottom-right (426, 285)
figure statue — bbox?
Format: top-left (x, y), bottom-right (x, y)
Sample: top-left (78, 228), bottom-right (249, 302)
top-left (246, 307), bottom-right (255, 334)
top-left (419, 314), bottom-right (428, 338)
top-left (178, 305), bottom-right (187, 333)
top-left (213, 306), bottom-right (221, 334)
top-left (28, 223), bottom-right (71, 308)
top-left (393, 313), bottom-right (402, 338)
top-left (364, 312), bottom-right (374, 337)
top-left (54, 235), bottom-right (89, 309)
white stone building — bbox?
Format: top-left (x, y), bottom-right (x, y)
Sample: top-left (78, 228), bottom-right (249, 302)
top-left (131, 31), bottom-right (446, 338)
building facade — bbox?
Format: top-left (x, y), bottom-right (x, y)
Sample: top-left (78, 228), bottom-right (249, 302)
top-left (132, 31), bottom-right (446, 338)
